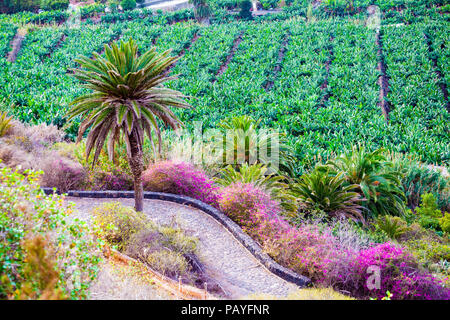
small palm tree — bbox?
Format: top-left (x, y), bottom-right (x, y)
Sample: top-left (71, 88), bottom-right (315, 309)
top-left (326, 145), bottom-right (406, 217)
top-left (66, 39), bottom-right (190, 211)
top-left (293, 166), bottom-right (364, 222)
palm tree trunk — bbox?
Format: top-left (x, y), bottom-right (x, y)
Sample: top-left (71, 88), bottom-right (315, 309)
top-left (128, 132), bottom-right (144, 212)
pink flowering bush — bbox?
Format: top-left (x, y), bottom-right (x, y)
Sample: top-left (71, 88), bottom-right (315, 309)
top-left (219, 183), bottom-right (343, 281)
top-left (142, 161), bottom-right (220, 207)
top-left (330, 242), bottom-right (450, 300)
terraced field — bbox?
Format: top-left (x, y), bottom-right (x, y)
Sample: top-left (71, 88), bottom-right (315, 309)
top-left (0, 17), bottom-right (449, 173)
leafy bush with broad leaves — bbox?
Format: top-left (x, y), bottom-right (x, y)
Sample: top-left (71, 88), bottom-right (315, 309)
top-left (142, 160), bottom-right (220, 207)
top-left (415, 193), bottom-right (445, 231)
top-left (0, 166), bottom-right (101, 299)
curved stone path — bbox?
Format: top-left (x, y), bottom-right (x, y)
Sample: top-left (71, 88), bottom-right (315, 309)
top-left (67, 197), bottom-right (299, 299)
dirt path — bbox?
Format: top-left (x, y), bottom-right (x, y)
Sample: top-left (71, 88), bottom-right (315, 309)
top-left (318, 35), bottom-right (334, 108)
top-left (264, 33), bottom-right (290, 91)
top-left (7, 29), bottom-right (26, 62)
top-left (375, 29), bottom-right (390, 122)
top-left (214, 31), bottom-right (244, 81)
top-left (68, 197), bottom-right (300, 299)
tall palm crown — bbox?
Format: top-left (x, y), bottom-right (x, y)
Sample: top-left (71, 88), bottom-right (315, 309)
top-left (66, 38), bottom-right (190, 211)
top-left (67, 38), bottom-right (190, 163)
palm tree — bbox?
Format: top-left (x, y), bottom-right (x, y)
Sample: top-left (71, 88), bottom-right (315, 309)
top-left (66, 39), bottom-right (190, 211)
top-left (326, 145), bottom-right (406, 217)
top-left (293, 165), bottom-right (364, 223)
top-left (189, 0), bottom-right (211, 25)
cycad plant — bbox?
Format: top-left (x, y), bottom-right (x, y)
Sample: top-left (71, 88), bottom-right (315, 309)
top-left (66, 39), bottom-right (190, 211)
top-left (326, 145), bottom-right (406, 218)
top-left (293, 166), bottom-right (364, 222)
top-left (216, 115), bottom-right (296, 176)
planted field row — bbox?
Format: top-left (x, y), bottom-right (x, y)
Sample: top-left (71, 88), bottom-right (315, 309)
top-left (0, 24), bottom-right (122, 128)
top-left (382, 23), bottom-right (449, 164)
top-left (0, 23), bottom-right (17, 59)
top-left (425, 22), bottom-right (450, 104)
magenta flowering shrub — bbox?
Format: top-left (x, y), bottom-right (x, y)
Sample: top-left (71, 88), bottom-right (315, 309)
top-left (218, 183), bottom-right (282, 238)
top-left (219, 183), bottom-right (343, 281)
top-left (330, 242), bottom-right (450, 300)
top-left (142, 161), bottom-right (220, 207)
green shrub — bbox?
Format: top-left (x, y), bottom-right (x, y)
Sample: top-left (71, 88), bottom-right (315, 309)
top-left (293, 166), bottom-right (364, 222)
top-left (92, 202), bottom-right (151, 250)
top-left (392, 153), bottom-right (449, 211)
top-left (239, 0), bottom-right (253, 20)
top-left (406, 238), bottom-right (450, 267)
top-left (416, 193), bottom-right (443, 231)
top-left (440, 213), bottom-right (450, 234)
top-left (40, 0), bottom-right (69, 10)
top-left (0, 166), bottom-right (100, 299)
top-left (327, 146), bottom-right (407, 218)
top-left (120, 0), bottom-right (136, 10)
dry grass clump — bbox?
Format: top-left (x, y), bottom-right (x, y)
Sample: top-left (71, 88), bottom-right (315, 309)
top-left (26, 123), bottom-right (64, 147)
top-left (39, 153), bottom-right (86, 192)
top-left (243, 288), bottom-right (356, 300)
top-left (0, 118), bottom-right (84, 190)
top-left (92, 202), bottom-right (204, 285)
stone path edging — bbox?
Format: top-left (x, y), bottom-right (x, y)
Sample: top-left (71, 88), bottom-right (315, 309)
top-left (42, 188), bottom-right (311, 287)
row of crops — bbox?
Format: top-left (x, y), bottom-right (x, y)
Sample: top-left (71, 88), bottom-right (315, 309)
top-left (0, 18), bottom-right (449, 173)
top-left (0, 23), bottom-right (16, 59)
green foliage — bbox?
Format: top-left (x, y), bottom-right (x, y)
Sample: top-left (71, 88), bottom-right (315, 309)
top-left (390, 152), bottom-right (449, 211)
top-left (239, 0), bottom-right (253, 20)
top-left (40, 0), bottom-right (69, 11)
top-left (0, 0), bottom-right (40, 13)
top-left (416, 193), bottom-right (444, 231)
top-left (0, 166), bottom-right (101, 299)
top-left (439, 212), bottom-right (450, 234)
top-left (406, 238), bottom-right (450, 268)
top-left (327, 145), bottom-right (407, 218)
top-left (375, 215), bottom-right (408, 240)
top-left (0, 110), bottom-right (12, 137)
top-left (92, 202), bottom-right (151, 251)
top-left (293, 166), bottom-right (364, 222)
top-left (120, 0), bottom-right (136, 10)
top-left (216, 115), bottom-right (296, 176)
